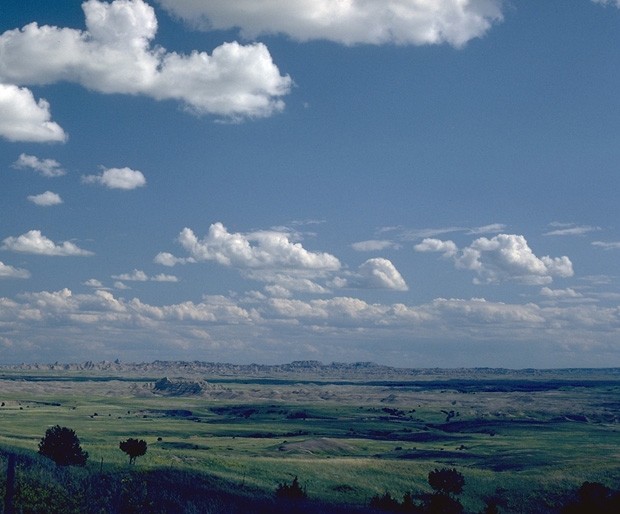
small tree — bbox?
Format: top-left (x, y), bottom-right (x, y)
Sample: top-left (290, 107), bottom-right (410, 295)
top-left (119, 438), bottom-right (147, 465)
top-left (38, 425), bottom-right (88, 466)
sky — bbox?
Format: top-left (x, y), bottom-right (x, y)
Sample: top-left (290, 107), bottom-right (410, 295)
top-left (1, 0), bottom-right (620, 368)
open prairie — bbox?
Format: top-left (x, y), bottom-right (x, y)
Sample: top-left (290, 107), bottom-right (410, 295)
top-left (0, 362), bottom-right (619, 513)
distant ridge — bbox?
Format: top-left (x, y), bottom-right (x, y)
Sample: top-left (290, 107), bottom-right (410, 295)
top-left (1, 360), bottom-right (618, 381)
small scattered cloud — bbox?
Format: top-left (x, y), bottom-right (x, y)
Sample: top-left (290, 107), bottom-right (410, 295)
top-left (0, 0), bottom-right (291, 120)
top-left (0, 260), bottom-right (31, 279)
top-left (112, 269), bottom-right (178, 282)
top-left (351, 240), bottom-right (400, 252)
top-left (12, 154), bottom-right (66, 177)
top-left (82, 167), bottom-right (146, 190)
top-left (2, 230), bottom-right (93, 257)
top-left (540, 287), bottom-right (582, 299)
top-left (414, 238), bottom-right (458, 257)
top-left (338, 258), bottom-right (408, 291)
top-left (467, 223), bottom-right (507, 235)
top-left (396, 226), bottom-right (464, 241)
top-left (112, 270), bottom-right (149, 282)
top-left (84, 278), bottom-right (104, 288)
top-left (154, 252), bottom-right (194, 267)
top-left (415, 233), bottom-right (573, 285)
top-left (0, 84), bottom-right (67, 142)
top-left (262, 275), bottom-right (329, 297)
top-left (156, 0), bottom-right (504, 47)
top-left (152, 273), bottom-right (178, 282)
top-left (544, 223), bottom-right (601, 236)
top-left (592, 241), bottom-right (620, 250)
top-left (592, 0), bottom-right (620, 8)
top-left (384, 223), bottom-right (506, 242)
top-left (27, 191), bottom-right (63, 206)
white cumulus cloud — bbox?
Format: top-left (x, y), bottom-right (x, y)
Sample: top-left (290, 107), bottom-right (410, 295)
top-left (414, 238), bottom-right (458, 257)
top-left (176, 223), bottom-right (341, 270)
top-left (0, 84), bottom-right (66, 142)
top-left (416, 233), bottom-right (573, 285)
top-left (2, 230), bottom-right (93, 257)
top-left (84, 278), bottom-right (104, 288)
top-left (337, 258), bottom-right (408, 291)
top-left (0, 261), bottom-right (31, 279)
top-left (0, 0), bottom-right (291, 119)
top-left (82, 166), bottom-right (146, 190)
top-left (153, 252), bottom-right (195, 267)
top-left (155, 0), bottom-right (504, 47)
top-left (27, 191), bottom-right (63, 206)
top-left (12, 154), bottom-right (66, 177)
top-left (161, 222), bottom-right (412, 295)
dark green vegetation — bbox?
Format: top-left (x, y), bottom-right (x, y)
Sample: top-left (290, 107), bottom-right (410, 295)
top-left (119, 438), bottom-right (147, 465)
top-left (38, 425), bottom-right (88, 467)
top-left (0, 362), bottom-right (619, 513)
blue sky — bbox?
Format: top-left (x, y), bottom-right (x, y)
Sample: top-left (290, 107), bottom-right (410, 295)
top-left (1, 0), bottom-right (620, 367)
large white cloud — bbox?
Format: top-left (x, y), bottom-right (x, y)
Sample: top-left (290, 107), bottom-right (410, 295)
top-left (3, 288), bottom-right (257, 326)
top-left (0, 0), bottom-right (291, 119)
top-left (2, 230), bottom-right (93, 256)
top-left (0, 84), bottom-right (67, 142)
top-left (415, 233), bottom-right (574, 285)
top-left (176, 223), bottom-right (342, 270)
top-left (155, 0), bottom-right (504, 47)
top-left (2, 287), bottom-right (620, 365)
top-left (82, 166), bottom-right (146, 190)
top-left (0, 261), bottom-right (31, 279)
top-left (161, 222), bottom-right (412, 295)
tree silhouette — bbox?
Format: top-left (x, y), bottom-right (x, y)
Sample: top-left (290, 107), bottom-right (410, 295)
top-left (561, 482), bottom-right (620, 514)
top-left (119, 438), bottom-right (147, 465)
top-left (428, 468), bottom-right (465, 496)
top-left (426, 468), bottom-right (465, 514)
top-left (275, 476), bottom-right (307, 500)
top-left (38, 425), bottom-right (88, 466)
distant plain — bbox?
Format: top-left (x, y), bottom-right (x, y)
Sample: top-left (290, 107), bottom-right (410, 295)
top-left (0, 362), bottom-right (618, 513)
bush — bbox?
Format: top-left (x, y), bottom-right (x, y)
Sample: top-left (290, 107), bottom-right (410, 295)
top-left (561, 481), bottom-right (620, 514)
top-left (427, 468), bottom-right (464, 496)
top-left (275, 476), bottom-right (307, 501)
top-left (369, 492), bottom-right (401, 511)
top-left (38, 425), bottom-right (88, 466)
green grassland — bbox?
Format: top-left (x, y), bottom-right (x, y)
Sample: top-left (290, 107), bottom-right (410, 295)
top-left (0, 364), bottom-right (619, 513)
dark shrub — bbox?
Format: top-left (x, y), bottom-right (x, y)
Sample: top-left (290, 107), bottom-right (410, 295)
top-left (38, 425), bottom-right (88, 466)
